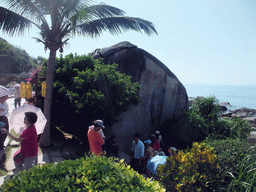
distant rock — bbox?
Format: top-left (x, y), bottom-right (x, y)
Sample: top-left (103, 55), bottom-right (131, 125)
top-left (220, 102), bottom-right (231, 106)
top-left (221, 107), bottom-right (256, 127)
top-left (231, 108), bottom-right (256, 119)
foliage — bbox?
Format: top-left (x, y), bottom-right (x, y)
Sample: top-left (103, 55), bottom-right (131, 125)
top-left (223, 117), bottom-right (252, 140)
top-left (157, 142), bottom-right (221, 192)
top-left (204, 138), bottom-right (255, 173)
top-left (0, 37), bottom-right (36, 74)
top-left (0, 155), bottom-right (165, 192)
top-left (187, 96), bottom-right (252, 141)
top-left (224, 155), bottom-right (256, 192)
top-left (26, 67), bottom-right (43, 83)
top-left (40, 54), bottom-right (141, 137)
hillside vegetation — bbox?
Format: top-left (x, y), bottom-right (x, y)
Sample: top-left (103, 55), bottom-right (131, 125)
top-left (0, 37), bottom-right (40, 86)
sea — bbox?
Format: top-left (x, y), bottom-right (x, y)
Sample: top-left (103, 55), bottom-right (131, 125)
top-left (184, 84), bottom-right (256, 110)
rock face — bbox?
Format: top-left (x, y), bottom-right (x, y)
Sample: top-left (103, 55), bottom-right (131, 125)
top-left (92, 41), bottom-right (189, 153)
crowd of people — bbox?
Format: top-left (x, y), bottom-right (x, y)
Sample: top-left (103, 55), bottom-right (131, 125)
top-left (0, 85), bottom-right (39, 178)
top-left (87, 121), bottom-right (170, 178)
top-left (130, 131), bottom-right (169, 177)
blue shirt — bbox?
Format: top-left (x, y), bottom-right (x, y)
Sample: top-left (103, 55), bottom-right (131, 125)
top-left (132, 140), bottom-right (145, 159)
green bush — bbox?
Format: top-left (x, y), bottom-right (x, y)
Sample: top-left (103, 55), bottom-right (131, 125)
top-left (1, 155), bottom-right (165, 192)
top-left (204, 138), bottom-right (255, 173)
top-left (157, 142), bottom-right (221, 192)
top-left (40, 54), bottom-right (141, 138)
top-left (223, 117), bottom-right (252, 140)
top-left (224, 155), bottom-right (256, 192)
top-left (187, 96), bottom-right (252, 141)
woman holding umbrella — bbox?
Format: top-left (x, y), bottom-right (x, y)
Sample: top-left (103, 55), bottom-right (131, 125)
top-left (0, 85), bottom-right (10, 158)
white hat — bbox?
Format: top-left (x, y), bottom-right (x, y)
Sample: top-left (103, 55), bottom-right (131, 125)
top-left (155, 130), bottom-right (160, 134)
top-left (0, 86), bottom-right (10, 98)
top-left (144, 139), bottom-right (152, 144)
top-left (95, 120), bottom-right (105, 128)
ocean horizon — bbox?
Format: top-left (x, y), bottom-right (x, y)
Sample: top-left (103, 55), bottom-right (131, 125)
top-left (183, 84), bottom-right (256, 110)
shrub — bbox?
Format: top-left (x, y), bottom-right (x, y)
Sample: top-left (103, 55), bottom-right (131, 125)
top-left (1, 155), bottom-right (165, 191)
top-left (204, 138), bottom-right (255, 173)
top-left (223, 117), bottom-right (252, 140)
top-left (224, 155), bottom-right (256, 192)
top-left (187, 96), bottom-right (252, 141)
top-left (157, 142), bottom-right (221, 192)
top-left (40, 54), bottom-right (141, 138)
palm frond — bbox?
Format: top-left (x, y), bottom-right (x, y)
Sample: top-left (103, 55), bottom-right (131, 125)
top-left (61, 0), bottom-right (91, 18)
top-left (82, 5), bottom-right (126, 19)
top-left (0, 7), bottom-right (32, 36)
top-left (73, 16), bottom-right (158, 38)
top-left (2, 0), bottom-right (47, 24)
top-left (69, 4), bottom-right (126, 27)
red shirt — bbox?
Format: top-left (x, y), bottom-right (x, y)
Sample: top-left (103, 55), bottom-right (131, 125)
top-left (153, 137), bottom-right (161, 150)
top-left (20, 125), bottom-right (38, 158)
top-left (88, 129), bottom-right (104, 156)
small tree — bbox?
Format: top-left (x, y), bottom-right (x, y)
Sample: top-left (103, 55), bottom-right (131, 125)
top-left (41, 54), bottom-right (141, 139)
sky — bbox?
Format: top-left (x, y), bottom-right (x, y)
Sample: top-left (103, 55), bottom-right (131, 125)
top-left (0, 0), bottom-right (256, 85)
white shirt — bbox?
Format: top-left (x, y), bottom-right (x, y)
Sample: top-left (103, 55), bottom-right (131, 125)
top-left (0, 102), bottom-right (9, 116)
top-left (14, 90), bottom-right (20, 99)
top-left (131, 140), bottom-right (145, 159)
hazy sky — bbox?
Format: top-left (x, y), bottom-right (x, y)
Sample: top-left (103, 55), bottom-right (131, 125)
top-left (0, 0), bottom-right (256, 85)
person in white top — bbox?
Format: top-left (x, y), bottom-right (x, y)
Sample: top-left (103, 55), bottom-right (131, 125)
top-left (0, 86), bottom-right (10, 155)
top-left (14, 87), bottom-right (21, 108)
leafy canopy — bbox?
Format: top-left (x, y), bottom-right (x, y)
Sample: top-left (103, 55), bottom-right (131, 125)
top-left (41, 54), bottom-right (141, 137)
top-left (0, 0), bottom-right (157, 52)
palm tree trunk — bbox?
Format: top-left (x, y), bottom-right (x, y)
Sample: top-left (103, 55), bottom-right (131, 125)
top-left (39, 49), bottom-right (57, 147)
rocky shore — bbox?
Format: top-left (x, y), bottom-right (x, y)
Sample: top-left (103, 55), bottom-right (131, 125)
top-left (189, 97), bottom-right (256, 129)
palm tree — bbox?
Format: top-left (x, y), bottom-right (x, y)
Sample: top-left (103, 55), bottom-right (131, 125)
top-left (0, 0), bottom-right (157, 147)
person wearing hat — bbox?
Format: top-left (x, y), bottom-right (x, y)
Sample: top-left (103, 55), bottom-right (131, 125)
top-left (87, 120), bottom-right (105, 156)
top-left (152, 130), bottom-right (165, 151)
top-left (0, 85), bottom-right (10, 159)
top-left (88, 120), bottom-right (105, 140)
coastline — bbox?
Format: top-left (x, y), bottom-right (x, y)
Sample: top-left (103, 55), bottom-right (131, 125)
top-left (184, 84), bottom-right (256, 110)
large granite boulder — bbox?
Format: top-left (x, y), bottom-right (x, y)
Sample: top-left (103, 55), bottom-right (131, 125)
top-left (92, 41), bottom-right (189, 153)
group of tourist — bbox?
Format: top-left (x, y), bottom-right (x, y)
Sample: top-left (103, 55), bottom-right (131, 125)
top-left (87, 122), bottom-right (168, 177)
top-left (0, 85), bottom-right (39, 178)
top-left (130, 131), bottom-right (167, 177)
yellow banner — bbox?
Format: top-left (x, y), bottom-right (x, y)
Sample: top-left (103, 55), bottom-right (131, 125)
top-left (41, 81), bottom-right (46, 97)
top-left (20, 82), bottom-right (32, 98)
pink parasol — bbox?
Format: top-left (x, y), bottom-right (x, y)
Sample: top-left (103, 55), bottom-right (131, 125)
top-left (9, 104), bottom-right (47, 135)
